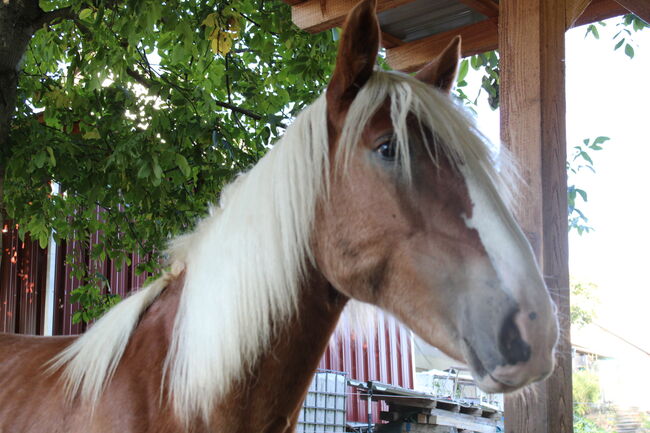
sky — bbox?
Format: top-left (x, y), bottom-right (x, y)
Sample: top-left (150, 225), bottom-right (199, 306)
top-left (466, 18), bottom-right (650, 353)
top-left (564, 20), bottom-right (650, 354)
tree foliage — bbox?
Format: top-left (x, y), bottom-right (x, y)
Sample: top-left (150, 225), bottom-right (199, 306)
top-left (585, 14), bottom-right (649, 58)
top-left (570, 279), bottom-right (601, 327)
top-left (3, 0), bottom-right (337, 281)
top-left (567, 136), bottom-right (609, 235)
top-left (455, 50), bottom-right (499, 111)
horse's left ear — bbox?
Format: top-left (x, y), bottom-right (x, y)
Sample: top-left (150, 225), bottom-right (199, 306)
top-left (326, 0), bottom-right (380, 119)
top-left (415, 36), bottom-right (461, 93)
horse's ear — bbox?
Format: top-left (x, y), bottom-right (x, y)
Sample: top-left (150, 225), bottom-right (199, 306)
top-left (415, 36), bottom-right (461, 93)
top-left (326, 0), bottom-right (380, 118)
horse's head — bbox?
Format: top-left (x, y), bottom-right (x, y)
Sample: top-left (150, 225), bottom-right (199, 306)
top-left (313, 0), bottom-right (558, 393)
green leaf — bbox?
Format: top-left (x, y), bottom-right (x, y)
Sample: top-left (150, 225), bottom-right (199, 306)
top-left (72, 311), bottom-right (83, 324)
top-left (79, 8), bottom-right (93, 20)
top-left (33, 151), bottom-right (47, 168)
top-left (457, 60), bottom-right (469, 83)
top-left (83, 128), bottom-right (101, 139)
top-left (624, 43), bottom-right (635, 58)
top-left (152, 160), bottom-right (163, 180)
top-left (175, 154), bottom-right (191, 178)
top-left (137, 162), bottom-right (151, 179)
top-left (592, 136), bottom-right (610, 146)
top-left (45, 146), bottom-right (56, 167)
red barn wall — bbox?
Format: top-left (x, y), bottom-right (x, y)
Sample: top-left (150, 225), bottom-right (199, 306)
top-left (0, 223), bottom-right (47, 334)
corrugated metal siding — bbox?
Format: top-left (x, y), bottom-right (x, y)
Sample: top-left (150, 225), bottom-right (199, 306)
top-left (320, 313), bottom-right (414, 424)
top-left (1, 219), bottom-right (149, 335)
top-left (1, 222), bottom-right (47, 335)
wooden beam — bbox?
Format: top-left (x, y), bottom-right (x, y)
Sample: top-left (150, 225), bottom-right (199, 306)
top-left (381, 31), bottom-right (404, 49)
top-left (456, 0), bottom-right (499, 18)
top-left (385, 19), bottom-right (498, 72)
top-left (614, 0), bottom-right (650, 24)
top-left (499, 0), bottom-right (572, 431)
top-left (574, 0), bottom-right (628, 27)
top-left (566, 0), bottom-right (593, 28)
top-left (291, 0), bottom-right (416, 33)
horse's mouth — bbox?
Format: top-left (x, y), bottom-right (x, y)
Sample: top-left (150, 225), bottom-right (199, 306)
top-left (462, 339), bottom-right (521, 393)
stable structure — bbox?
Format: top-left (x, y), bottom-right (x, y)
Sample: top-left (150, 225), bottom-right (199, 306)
top-left (281, 0), bottom-right (649, 432)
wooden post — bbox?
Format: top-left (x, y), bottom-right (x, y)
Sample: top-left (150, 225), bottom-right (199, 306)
top-left (499, 0), bottom-right (572, 432)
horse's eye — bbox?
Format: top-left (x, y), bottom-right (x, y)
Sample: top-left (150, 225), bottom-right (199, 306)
top-left (376, 139), bottom-right (397, 161)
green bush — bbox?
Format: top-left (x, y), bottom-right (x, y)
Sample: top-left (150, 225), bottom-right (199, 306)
top-left (574, 370), bottom-right (602, 416)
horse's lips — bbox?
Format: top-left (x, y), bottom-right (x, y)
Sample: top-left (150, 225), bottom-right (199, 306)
top-left (461, 339), bottom-right (521, 393)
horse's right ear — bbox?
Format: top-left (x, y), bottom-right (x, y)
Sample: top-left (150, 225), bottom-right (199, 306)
top-left (326, 0), bottom-right (379, 121)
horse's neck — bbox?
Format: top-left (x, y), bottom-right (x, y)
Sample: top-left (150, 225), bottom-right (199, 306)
top-left (210, 269), bottom-right (348, 433)
top-left (114, 269), bottom-right (347, 433)
top-left (97, 273), bottom-right (185, 431)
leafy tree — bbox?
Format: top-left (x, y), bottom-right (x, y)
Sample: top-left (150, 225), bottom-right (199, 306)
top-left (0, 0), bottom-right (337, 297)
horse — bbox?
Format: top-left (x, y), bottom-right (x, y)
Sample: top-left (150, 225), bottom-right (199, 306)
top-left (0, 0), bottom-right (559, 431)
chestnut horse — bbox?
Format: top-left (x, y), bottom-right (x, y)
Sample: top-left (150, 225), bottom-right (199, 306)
top-left (0, 1), bottom-right (558, 432)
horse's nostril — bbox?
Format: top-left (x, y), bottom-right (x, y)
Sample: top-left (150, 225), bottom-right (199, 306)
top-left (498, 311), bottom-right (531, 365)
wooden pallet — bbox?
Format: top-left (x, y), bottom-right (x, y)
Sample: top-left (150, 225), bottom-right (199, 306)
top-left (351, 380), bottom-right (502, 433)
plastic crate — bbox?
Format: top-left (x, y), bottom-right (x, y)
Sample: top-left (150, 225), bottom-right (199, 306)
top-left (297, 369), bottom-right (347, 433)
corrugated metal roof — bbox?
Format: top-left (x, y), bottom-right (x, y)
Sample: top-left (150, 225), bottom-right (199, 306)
top-left (378, 0), bottom-right (487, 42)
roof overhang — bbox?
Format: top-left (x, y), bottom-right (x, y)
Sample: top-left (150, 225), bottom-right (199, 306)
top-left (283, 0), bottom-right (647, 71)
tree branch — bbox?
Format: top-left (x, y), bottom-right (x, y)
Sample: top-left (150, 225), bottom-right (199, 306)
top-left (214, 101), bottom-right (262, 121)
top-left (125, 67), bottom-right (262, 121)
top-left (31, 6), bottom-right (75, 30)
top-left (125, 67), bottom-right (153, 87)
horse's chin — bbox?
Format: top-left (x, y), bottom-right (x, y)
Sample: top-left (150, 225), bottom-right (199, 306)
top-left (460, 339), bottom-right (534, 394)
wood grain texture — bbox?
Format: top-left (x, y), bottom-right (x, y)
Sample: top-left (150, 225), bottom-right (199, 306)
top-left (499, 0), bottom-right (572, 432)
top-left (574, 0), bottom-right (628, 26)
top-left (614, 0), bottom-right (650, 23)
top-left (385, 18), bottom-right (498, 72)
top-left (456, 0), bottom-right (499, 17)
top-left (291, 0), bottom-right (416, 33)
top-left (566, 0), bottom-right (593, 28)
top-left (381, 31), bottom-right (404, 48)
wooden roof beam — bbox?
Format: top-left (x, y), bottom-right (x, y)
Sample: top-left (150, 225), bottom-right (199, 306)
top-left (290, 0), bottom-right (417, 33)
top-left (566, 0), bottom-right (593, 28)
top-left (573, 0), bottom-right (629, 26)
top-left (455, 0), bottom-right (499, 18)
top-left (614, 0), bottom-right (650, 24)
top-left (381, 31), bottom-right (405, 48)
top-left (385, 18), bottom-right (498, 72)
